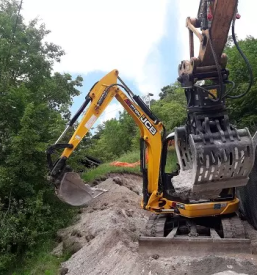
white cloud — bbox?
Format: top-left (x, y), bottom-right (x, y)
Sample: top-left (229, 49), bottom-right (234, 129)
top-left (176, 1), bottom-right (199, 61)
top-left (135, 43), bottom-right (163, 97)
top-left (22, 0), bottom-right (169, 97)
top-left (176, 0), bottom-right (257, 61)
top-left (21, 1), bottom-right (257, 125)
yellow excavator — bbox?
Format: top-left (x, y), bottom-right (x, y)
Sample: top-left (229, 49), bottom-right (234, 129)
top-left (46, 0), bottom-right (256, 256)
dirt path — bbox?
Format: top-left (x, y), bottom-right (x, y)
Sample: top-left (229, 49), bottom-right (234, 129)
top-left (53, 174), bottom-right (257, 275)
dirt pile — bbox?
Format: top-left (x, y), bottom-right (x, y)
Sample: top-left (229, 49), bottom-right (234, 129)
top-left (53, 174), bottom-right (257, 275)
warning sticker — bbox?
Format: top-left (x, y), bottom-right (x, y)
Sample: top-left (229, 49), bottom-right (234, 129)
top-left (85, 115), bottom-right (97, 129)
top-left (208, 89), bottom-right (217, 99)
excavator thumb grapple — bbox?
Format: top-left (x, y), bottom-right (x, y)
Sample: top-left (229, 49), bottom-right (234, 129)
top-left (175, 125), bottom-right (255, 194)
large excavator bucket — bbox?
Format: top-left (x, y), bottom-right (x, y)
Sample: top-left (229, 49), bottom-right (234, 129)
top-left (190, 128), bottom-right (255, 192)
top-left (174, 126), bottom-right (255, 197)
top-left (55, 172), bottom-right (107, 206)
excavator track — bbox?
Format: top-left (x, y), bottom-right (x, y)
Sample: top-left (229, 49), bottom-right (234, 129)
top-left (221, 215), bottom-right (246, 239)
top-left (139, 214), bottom-right (251, 257)
top-left (145, 214), bottom-right (166, 237)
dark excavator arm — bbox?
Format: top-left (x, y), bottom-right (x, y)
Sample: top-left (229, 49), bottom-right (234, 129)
top-left (180, 0), bottom-right (238, 76)
top-left (174, 0), bottom-right (255, 195)
top-left (190, 0), bottom-right (238, 65)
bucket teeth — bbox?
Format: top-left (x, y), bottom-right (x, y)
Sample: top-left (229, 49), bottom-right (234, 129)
top-left (56, 172), bottom-right (107, 206)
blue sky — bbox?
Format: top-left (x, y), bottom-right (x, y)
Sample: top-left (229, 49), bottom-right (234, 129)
top-left (68, 1), bottom-right (185, 123)
top-left (22, 0), bottom-right (256, 129)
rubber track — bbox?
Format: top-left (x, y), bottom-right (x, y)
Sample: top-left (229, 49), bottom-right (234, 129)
top-left (144, 214), bottom-right (166, 237)
top-left (221, 215), bottom-right (246, 239)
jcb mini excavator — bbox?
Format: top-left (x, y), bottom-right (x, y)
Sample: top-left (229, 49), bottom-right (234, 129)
top-left (47, 0), bottom-right (257, 256)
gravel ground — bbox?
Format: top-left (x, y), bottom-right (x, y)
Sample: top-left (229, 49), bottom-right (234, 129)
top-left (53, 174), bottom-right (257, 275)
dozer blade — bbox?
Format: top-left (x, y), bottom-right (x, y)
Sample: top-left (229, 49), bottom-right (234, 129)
top-left (139, 236), bottom-right (251, 257)
top-left (56, 172), bottom-right (107, 206)
top-left (139, 214), bottom-right (252, 257)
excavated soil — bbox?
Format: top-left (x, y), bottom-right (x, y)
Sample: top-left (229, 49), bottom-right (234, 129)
top-left (53, 174), bottom-right (257, 275)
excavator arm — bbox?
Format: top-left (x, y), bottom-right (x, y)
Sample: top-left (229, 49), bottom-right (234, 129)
top-left (175, 0), bottom-right (255, 195)
top-left (179, 0), bottom-right (238, 80)
top-left (187, 0), bottom-right (238, 66)
top-left (46, 69), bottom-right (164, 207)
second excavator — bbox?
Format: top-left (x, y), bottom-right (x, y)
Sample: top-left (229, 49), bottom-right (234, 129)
top-left (46, 0), bottom-right (256, 255)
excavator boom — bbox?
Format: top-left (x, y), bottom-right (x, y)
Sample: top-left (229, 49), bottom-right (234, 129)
top-left (46, 70), bottom-right (163, 207)
top-left (192, 0), bottom-right (237, 65)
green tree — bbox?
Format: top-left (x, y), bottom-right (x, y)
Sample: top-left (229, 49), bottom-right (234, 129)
top-left (152, 83), bottom-right (187, 131)
top-left (0, 1), bottom-right (82, 271)
top-left (225, 36), bottom-right (257, 132)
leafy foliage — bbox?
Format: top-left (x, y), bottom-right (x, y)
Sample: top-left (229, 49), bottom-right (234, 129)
top-left (85, 112), bottom-right (139, 162)
top-left (151, 83), bottom-right (186, 131)
top-left (0, 1), bottom-right (82, 272)
top-left (225, 35), bottom-right (257, 132)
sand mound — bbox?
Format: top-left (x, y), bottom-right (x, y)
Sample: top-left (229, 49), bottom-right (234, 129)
top-left (53, 174), bottom-right (257, 275)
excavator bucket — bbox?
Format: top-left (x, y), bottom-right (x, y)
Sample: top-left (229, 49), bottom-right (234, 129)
top-left (55, 172), bottom-right (107, 206)
top-left (174, 126), bottom-right (255, 196)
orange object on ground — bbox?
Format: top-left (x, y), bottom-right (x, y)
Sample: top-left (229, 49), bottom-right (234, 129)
top-left (110, 161), bottom-right (140, 167)
top-left (111, 147), bottom-right (149, 168)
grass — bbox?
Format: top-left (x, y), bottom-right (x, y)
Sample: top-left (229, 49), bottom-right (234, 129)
top-left (165, 148), bottom-right (178, 173)
top-left (82, 150), bottom-right (141, 182)
top-left (82, 148), bottom-right (178, 183)
top-left (7, 240), bottom-right (71, 275)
